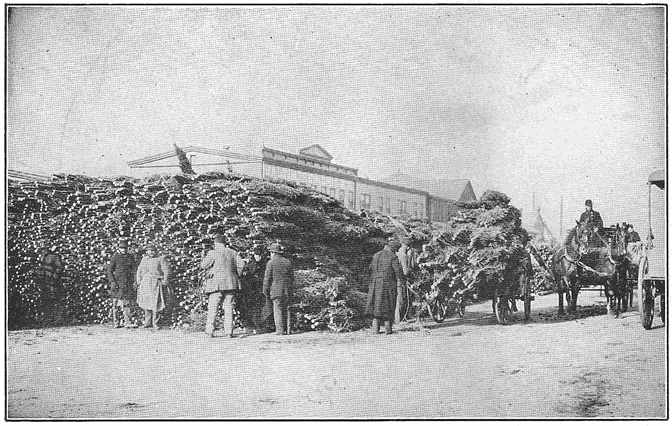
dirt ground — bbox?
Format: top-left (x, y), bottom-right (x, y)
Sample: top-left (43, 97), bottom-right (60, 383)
top-left (7, 290), bottom-right (667, 419)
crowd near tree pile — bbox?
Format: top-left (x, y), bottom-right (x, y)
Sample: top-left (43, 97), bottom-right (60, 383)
top-left (9, 172), bottom-right (546, 331)
top-left (8, 172), bottom-right (386, 330)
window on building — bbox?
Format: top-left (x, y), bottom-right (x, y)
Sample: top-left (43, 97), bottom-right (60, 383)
top-left (338, 189), bottom-right (345, 203)
top-left (330, 188), bottom-right (336, 198)
top-left (378, 196), bottom-right (384, 212)
top-left (413, 202), bottom-right (418, 218)
top-left (385, 196), bottom-right (391, 214)
top-left (347, 191), bottom-right (355, 208)
top-left (399, 200), bottom-right (407, 215)
top-left (322, 186), bottom-right (329, 195)
top-left (361, 193), bottom-right (371, 210)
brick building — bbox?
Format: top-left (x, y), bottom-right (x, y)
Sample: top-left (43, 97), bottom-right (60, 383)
top-left (128, 144), bottom-right (477, 223)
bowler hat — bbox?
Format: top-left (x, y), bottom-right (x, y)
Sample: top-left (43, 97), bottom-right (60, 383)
top-left (387, 237), bottom-right (401, 250)
top-left (269, 242), bottom-right (284, 254)
top-left (585, 199), bottom-right (593, 207)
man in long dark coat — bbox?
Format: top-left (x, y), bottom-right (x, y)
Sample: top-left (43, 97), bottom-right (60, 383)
top-left (37, 245), bottom-right (65, 327)
top-left (263, 242), bottom-right (294, 335)
top-left (579, 199), bottom-right (604, 231)
top-left (366, 238), bottom-right (404, 334)
top-left (107, 239), bottom-right (137, 328)
top-left (239, 245), bottom-right (268, 334)
top-left (579, 199), bottom-right (604, 247)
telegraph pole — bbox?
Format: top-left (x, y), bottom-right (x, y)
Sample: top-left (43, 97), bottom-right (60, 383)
top-left (559, 196), bottom-right (564, 239)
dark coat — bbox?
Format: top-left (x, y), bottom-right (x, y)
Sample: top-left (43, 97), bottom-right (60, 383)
top-left (579, 210), bottom-right (604, 229)
top-left (263, 255), bottom-right (294, 300)
top-left (38, 251), bottom-right (64, 288)
top-left (107, 252), bottom-right (137, 300)
top-left (366, 247), bottom-right (404, 321)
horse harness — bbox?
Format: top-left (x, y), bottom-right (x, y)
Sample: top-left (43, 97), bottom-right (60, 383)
top-left (561, 247), bottom-right (614, 278)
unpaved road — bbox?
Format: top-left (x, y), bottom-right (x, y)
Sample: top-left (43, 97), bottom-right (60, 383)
top-left (7, 290), bottom-right (666, 419)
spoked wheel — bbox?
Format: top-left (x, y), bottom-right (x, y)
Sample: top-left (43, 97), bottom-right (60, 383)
top-left (660, 288), bottom-right (665, 323)
top-left (399, 286), bottom-right (412, 322)
top-left (638, 258), bottom-right (654, 330)
top-left (457, 298), bottom-right (466, 318)
top-left (521, 275), bottom-right (531, 320)
top-left (494, 295), bottom-right (512, 325)
top-left (427, 297), bottom-right (447, 323)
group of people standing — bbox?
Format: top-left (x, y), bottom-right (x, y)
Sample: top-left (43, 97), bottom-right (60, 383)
top-left (37, 232), bottom-right (421, 336)
top-left (199, 235), bottom-right (293, 337)
top-left (105, 235), bottom-right (294, 336)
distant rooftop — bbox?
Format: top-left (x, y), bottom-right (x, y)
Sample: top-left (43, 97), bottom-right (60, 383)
top-left (386, 173), bottom-right (477, 202)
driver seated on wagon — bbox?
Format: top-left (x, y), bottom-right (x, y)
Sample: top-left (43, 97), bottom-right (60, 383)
top-left (578, 199), bottom-right (604, 247)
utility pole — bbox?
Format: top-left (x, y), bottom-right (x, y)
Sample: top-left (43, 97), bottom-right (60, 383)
top-left (532, 192), bottom-right (536, 211)
top-left (559, 196), bottom-right (564, 239)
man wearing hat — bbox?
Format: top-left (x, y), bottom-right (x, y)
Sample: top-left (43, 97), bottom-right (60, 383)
top-left (37, 244), bottom-right (65, 327)
top-left (395, 236), bottom-right (418, 323)
top-left (239, 245), bottom-right (268, 334)
top-left (262, 242), bottom-right (294, 335)
top-left (107, 239), bottom-right (138, 328)
top-left (201, 234), bottom-right (244, 337)
top-left (366, 237), bottom-right (405, 334)
top-left (579, 199), bottom-right (604, 231)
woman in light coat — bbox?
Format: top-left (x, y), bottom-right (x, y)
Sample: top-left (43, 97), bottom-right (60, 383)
top-left (136, 245), bottom-right (171, 329)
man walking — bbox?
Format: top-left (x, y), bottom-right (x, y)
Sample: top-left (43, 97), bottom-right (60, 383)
top-left (37, 244), bottom-right (65, 327)
top-left (201, 234), bottom-right (243, 338)
top-left (366, 238), bottom-right (404, 334)
top-left (263, 242), bottom-right (294, 335)
top-left (107, 239), bottom-right (137, 328)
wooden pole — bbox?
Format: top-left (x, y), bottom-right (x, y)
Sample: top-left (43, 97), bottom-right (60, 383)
top-left (560, 196), bottom-right (564, 240)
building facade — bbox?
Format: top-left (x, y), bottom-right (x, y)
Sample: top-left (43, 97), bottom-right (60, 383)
top-left (127, 144), bottom-right (476, 223)
top-left (261, 145), bottom-right (474, 221)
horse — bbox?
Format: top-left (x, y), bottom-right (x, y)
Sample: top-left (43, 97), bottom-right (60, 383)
top-left (550, 226), bottom-right (582, 315)
top-left (602, 224), bottom-right (630, 316)
top-left (551, 222), bottom-right (617, 315)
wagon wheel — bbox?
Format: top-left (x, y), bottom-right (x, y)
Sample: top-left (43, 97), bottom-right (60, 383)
top-left (521, 274), bottom-right (531, 320)
top-left (427, 296), bottom-right (446, 323)
top-left (638, 257), bottom-right (654, 330)
top-left (457, 297), bottom-right (466, 318)
top-left (399, 285), bottom-right (412, 322)
top-left (494, 295), bottom-right (512, 325)
top-left (660, 286), bottom-right (665, 323)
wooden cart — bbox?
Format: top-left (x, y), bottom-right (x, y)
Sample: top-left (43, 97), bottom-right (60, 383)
top-left (638, 170), bottom-right (666, 330)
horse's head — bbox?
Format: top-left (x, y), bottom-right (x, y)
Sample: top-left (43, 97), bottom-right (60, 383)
top-left (573, 221), bottom-right (592, 255)
top-left (610, 224), bottom-right (628, 258)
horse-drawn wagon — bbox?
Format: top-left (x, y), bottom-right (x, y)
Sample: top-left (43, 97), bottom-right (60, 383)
top-left (637, 170), bottom-right (665, 329)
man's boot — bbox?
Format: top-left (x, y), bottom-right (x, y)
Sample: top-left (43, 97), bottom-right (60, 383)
top-left (371, 318), bottom-right (380, 334)
top-left (384, 320), bottom-right (392, 335)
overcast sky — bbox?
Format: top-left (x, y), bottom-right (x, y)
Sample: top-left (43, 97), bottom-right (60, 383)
top-left (7, 6), bottom-right (666, 239)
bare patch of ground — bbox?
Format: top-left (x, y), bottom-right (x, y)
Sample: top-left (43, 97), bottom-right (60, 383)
top-left (7, 291), bottom-right (666, 418)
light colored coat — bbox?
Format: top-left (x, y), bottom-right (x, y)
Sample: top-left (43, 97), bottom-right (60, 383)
top-left (136, 255), bottom-right (171, 312)
top-left (201, 243), bottom-right (244, 294)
